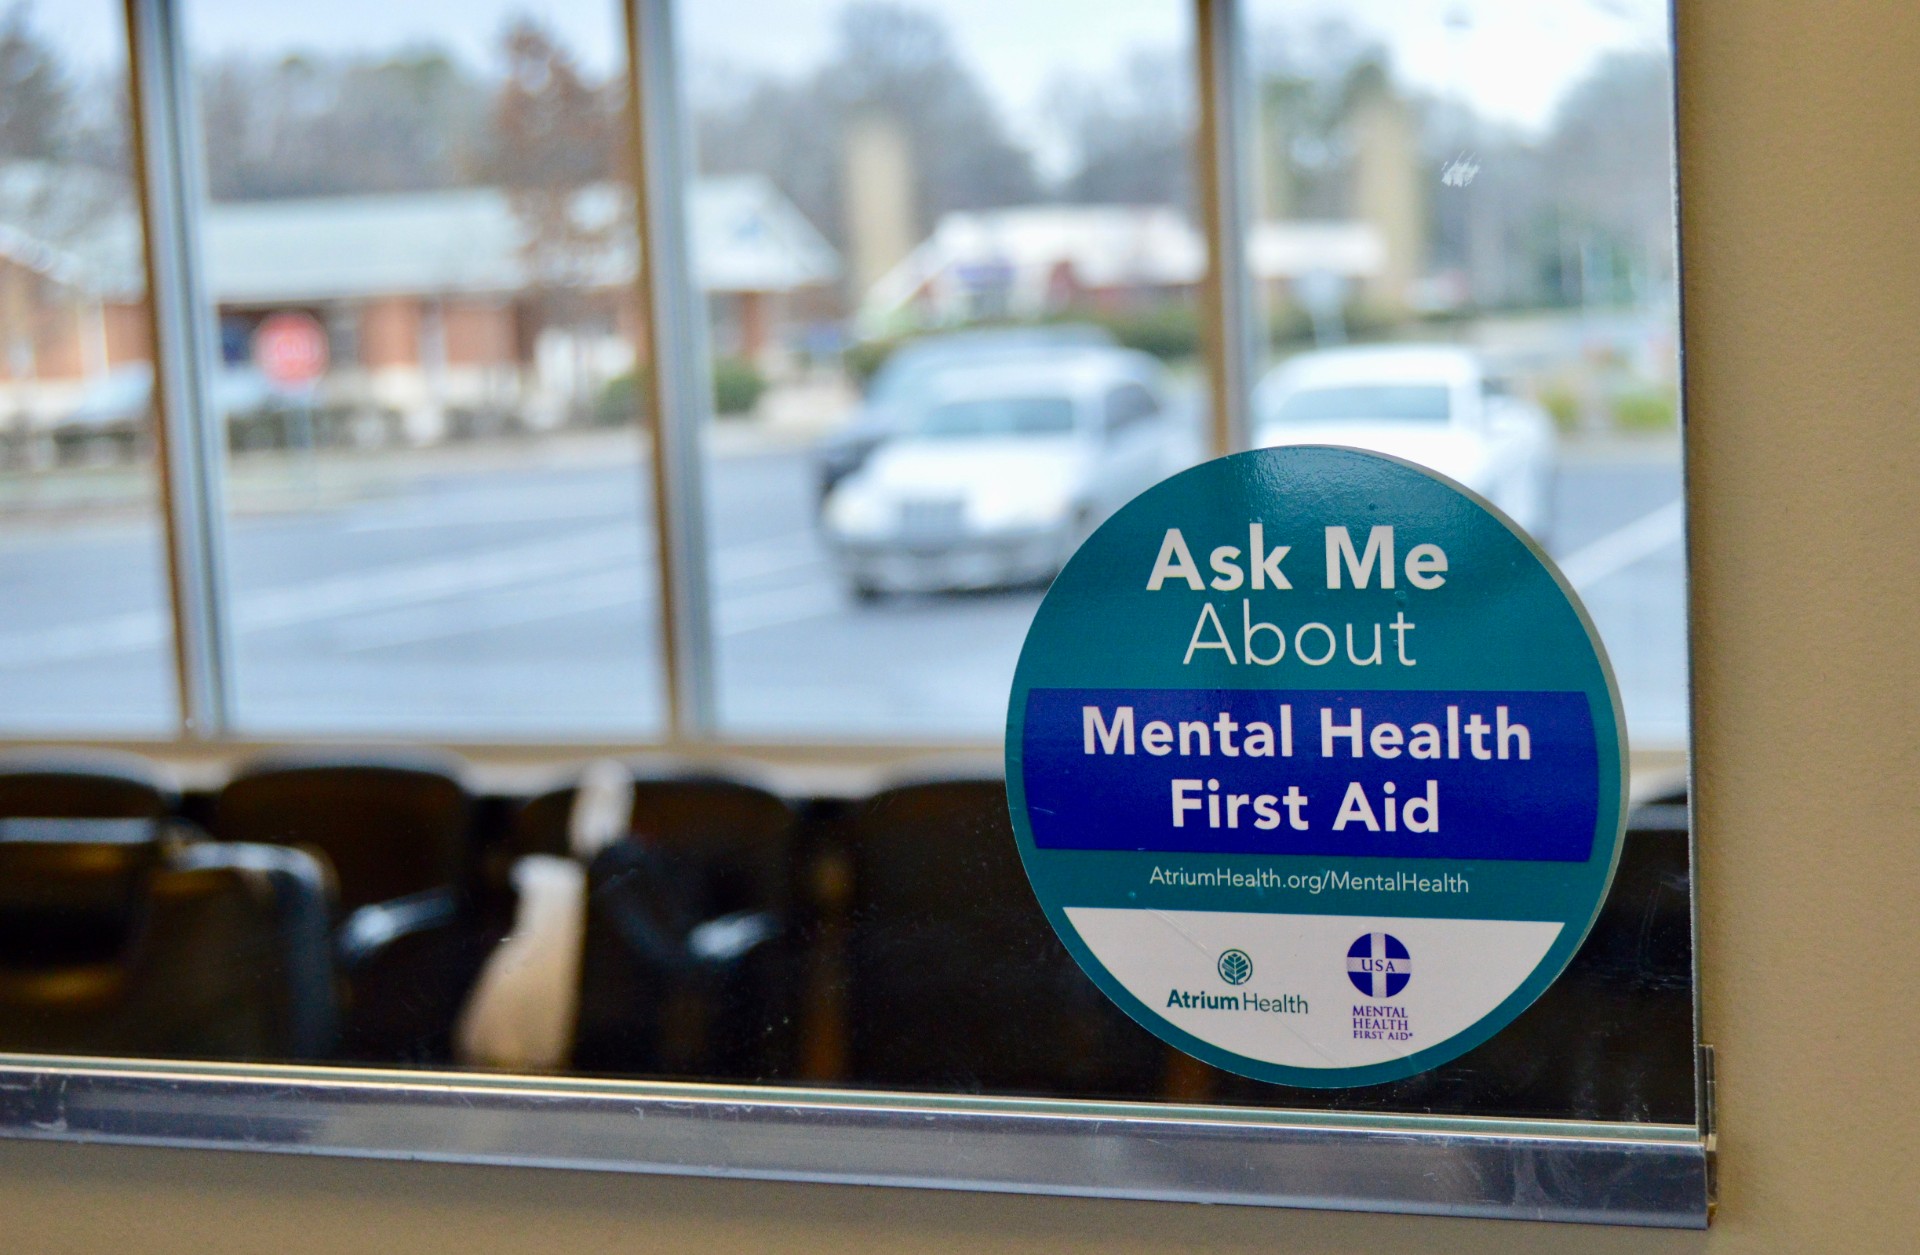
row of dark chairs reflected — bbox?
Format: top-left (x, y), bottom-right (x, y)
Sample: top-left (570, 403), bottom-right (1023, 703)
top-left (0, 749), bottom-right (1694, 1123)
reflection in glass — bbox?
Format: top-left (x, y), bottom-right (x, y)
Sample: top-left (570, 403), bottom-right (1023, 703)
top-left (681, 0), bottom-right (1202, 736)
top-left (0, 0), bottom-right (1695, 1146)
top-left (1244, 0), bottom-right (1684, 744)
top-left (183, 0), bottom-right (663, 735)
top-left (0, 1), bottom-right (175, 732)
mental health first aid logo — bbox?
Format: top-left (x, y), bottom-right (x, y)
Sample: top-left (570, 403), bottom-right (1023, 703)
top-left (1005, 446), bottom-right (1627, 1088)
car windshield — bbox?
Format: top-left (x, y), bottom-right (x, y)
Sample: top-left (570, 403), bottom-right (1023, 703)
top-left (915, 395), bottom-right (1078, 438)
top-left (868, 330), bottom-right (1114, 407)
top-left (1262, 384), bottom-right (1451, 425)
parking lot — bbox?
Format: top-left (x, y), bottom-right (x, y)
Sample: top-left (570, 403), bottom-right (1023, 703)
top-left (0, 434), bottom-right (1686, 745)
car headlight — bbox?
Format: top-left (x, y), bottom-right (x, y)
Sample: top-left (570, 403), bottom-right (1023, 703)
top-left (824, 482), bottom-right (890, 536)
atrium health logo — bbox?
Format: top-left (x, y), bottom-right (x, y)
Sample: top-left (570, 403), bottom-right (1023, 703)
top-left (1347, 933), bottom-right (1411, 998)
top-left (1217, 948), bottom-right (1253, 985)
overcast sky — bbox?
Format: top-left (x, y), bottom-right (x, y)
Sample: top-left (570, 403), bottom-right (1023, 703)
top-left (32, 0), bottom-right (1668, 137)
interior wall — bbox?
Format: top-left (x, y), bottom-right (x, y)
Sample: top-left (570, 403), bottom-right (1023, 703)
top-left (3, 0), bottom-right (1917, 1248)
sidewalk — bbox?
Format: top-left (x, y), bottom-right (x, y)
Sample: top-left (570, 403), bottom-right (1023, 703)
top-left (0, 418), bottom-right (1683, 532)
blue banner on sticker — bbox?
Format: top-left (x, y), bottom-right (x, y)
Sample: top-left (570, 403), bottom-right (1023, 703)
top-left (1005, 446), bottom-right (1627, 1089)
top-left (1023, 688), bottom-right (1598, 861)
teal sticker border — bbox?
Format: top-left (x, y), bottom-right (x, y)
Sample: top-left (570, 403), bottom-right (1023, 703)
top-left (1004, 446), bottom-right (1628, 1089)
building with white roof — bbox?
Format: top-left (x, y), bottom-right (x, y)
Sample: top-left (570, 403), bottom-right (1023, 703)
top-left (0, 169), bottom-right (838, 442)
top-left (858, 204), bottom-right (1382, 336)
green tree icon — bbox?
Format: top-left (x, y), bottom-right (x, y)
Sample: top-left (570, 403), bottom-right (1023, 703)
top-left (1217, 949), bottom-right (1252, 985)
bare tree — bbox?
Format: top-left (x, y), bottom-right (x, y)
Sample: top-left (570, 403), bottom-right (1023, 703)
top-left (197, 50), bottom-right (490, 201)
top-left (1542, 51), bottom-right (1676, 303)
top-left (693, 3), bottom-right (1038, 251)
top-left (0, 3), bottom-right (133, 247)
top-left (485, 19), bottom-right (627, 420)
top-left (0, 2), bottom-right (67, 163)
top-left (1047, 50), bottom-right (1192, 207)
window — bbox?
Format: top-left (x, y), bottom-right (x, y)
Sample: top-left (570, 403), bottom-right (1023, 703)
top-left (0, 2), bottom-right (175, 733)
top-left (181, 0), bottom-right (664, 736)
top-left (1244, 0), bottom-right (1683, 745)
top-left (0, 0), bottom-right (1702, 1227)
top-left (680, 0), bottom-right (1202, 736)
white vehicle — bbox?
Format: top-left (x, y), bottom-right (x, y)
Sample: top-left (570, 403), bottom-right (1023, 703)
top-left (822, 349), bottom-right (1180, 597)
top-left (1253, 345), bottom-right (1558, 537)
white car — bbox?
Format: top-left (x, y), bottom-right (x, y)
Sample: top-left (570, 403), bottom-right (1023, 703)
top-left (1252, 345), bottom-right (1557, 537)
top-left (822, 349), bottom-right (1181, 597)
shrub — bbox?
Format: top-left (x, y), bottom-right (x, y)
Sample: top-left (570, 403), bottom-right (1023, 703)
top-left (1090, 304), bottom-right (1200, 362)
top-left (843, 338), bottom-right (901, 389)
top-left (1539, 384), bottom-right (1583, 433)
top-left (1611, 387), bottom-right (1678, 432)
top-left (710, 357), bottom-right (767, 417)
top-left (594, 370), bottom-right (642, 428)
top-left (592, 359), bottom-right (767, 425)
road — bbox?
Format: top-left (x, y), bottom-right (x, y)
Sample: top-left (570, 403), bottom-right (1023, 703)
top-left (0, 442), bottom-right (1689, 744)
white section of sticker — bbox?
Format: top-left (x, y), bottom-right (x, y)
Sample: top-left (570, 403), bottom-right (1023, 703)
top-left (1063, 907), bottom-right (1563, 1069)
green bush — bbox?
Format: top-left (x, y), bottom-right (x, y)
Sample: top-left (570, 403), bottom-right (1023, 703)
top-left (710, 357), bottom-right (767, 417)
top-left (593, 359), bottom-right (767, 424)
top-left (843, 338), bottom-right (901, 389)
top-left (1539, 384), bottom-right (1583, 433)
top-left (1089, 304), bottom-right (1200, 362)
top-left (594, 370), bottom-right (642, 428)
top-left (1611, 388), bottom-right (1678, 432)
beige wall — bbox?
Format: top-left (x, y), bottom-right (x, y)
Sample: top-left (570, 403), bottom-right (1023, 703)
top-left (4, 0), bottom-right (1918, 1249)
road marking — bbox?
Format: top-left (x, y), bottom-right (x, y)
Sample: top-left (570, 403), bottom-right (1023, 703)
top-left (235, 526), bottom-right (641, 634)
top-left (0, 609), bottom-right (167, 667)
top-left (711, 535), bottom-right (826, 582)
top-left (1557, 499), bottom-right (1684, 591)
top-left (334, 568), bottom-right (646, 651)
top-left (719, 583), bottom-right (844, 636)
top-left (332, 538), bottom-right (831, 651)
top-left (0, 501), bottom-right (1681, 667)
top-left (0, 526), bottom-right (639, 668)
top-left (347, 493), bottom-right (643, 532)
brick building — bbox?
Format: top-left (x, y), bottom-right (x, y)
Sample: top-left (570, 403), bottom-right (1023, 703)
top-left (0, 168), bottom-right (837, 449)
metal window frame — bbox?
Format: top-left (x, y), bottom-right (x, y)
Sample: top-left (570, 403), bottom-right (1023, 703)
top-left (1194, 0), bottom-right (1262, 459)
top-left (124, 0), bottom-right (232, 739)
top-left (113, 0), bottom-right (1280, 750)
top-left (34, 0), bottom-right (1695, 766)
top-left (1, 0), bottom-right (1708, 1228)
top-left (627, 0), bottom-right (719, 742)
top-left (0, 1059), bottom-right (1711, 1227)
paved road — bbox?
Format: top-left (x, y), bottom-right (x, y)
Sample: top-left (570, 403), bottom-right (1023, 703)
top-left (0, 444), bottom-right (1688, 744)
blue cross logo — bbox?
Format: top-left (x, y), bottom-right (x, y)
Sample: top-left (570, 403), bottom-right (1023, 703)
top-left (1346, 932), bottom-right (1412, 998)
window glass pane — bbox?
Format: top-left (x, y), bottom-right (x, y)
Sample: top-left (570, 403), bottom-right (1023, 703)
top-left (1244, 0), bottom-right (1684, 747)
top-left (183, 0), bottom-right (663, 736)
top-left (680, 0), bottom-right (1203, 737)
top-left (0, 1), bottom-right (175, 733)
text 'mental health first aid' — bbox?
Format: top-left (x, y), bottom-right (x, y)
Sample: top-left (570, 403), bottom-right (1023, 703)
top-left (1006, 446), bottom-right (1626, 1088)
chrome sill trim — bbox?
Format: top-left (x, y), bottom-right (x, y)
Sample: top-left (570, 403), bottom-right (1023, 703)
top-left (0, 1060), bottom-right (1709, 1228)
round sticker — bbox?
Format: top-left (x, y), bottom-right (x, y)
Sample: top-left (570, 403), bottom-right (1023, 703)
top-left (1006, 446), bottom-right (1626, 1088)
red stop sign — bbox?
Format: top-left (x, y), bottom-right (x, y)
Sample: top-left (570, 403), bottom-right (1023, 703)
top-left (253, 312), bottom-right (329, 386)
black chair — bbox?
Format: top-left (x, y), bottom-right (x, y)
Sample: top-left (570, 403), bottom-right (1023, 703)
top-left (332, 765), bottom-right (594, 1067)
top-left (334, 887), bottom-right (508, 1066)
top-left (0, 749), bottom-right (177, 821)
top-left (571, 771), bottom-right (799, 1080)
top-left (213, 751), bottom-right (472, 915)
top-left (1207, 799), bottom-right (1696, 1122)
top-left (0, 822), bottom-right (337, 1061)
top-left (337, 766), bottom-right (800, 1075)
top-left (0, 818), bottom-right (167, 967)
top-left (840, 775), bottom-right (1168, 1098)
